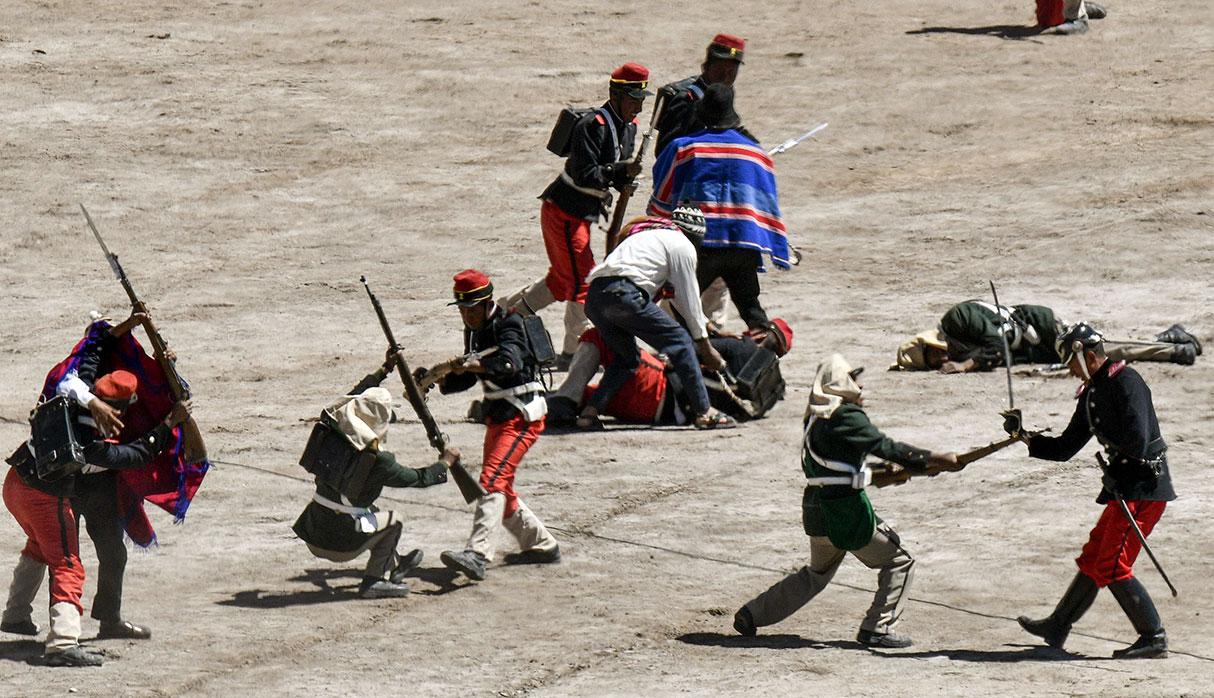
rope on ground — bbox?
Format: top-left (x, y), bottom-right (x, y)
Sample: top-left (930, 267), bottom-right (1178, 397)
top-left (212, 455), bottom-right (1213, 662)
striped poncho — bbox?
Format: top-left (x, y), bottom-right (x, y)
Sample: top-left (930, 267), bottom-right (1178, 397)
top-left (648, 129), bottom-right (791, 270)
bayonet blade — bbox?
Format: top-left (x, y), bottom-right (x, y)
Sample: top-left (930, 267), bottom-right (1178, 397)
top-left (768, 122), bottom-right (828, 156)
top-left (80, 204), bottom-right (124, 280)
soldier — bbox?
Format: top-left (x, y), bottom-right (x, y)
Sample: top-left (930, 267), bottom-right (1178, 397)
top-left (292, 360), bottom-right (455, 599)
top-left (436, 270), bottom-right (560, 581)
top-left (649, 84), bottom-right (790, 332)
top-left (2, 313), bottom-right (191, 667)
top-left (733, 354), bottom-right (958, 648)
top-left (892, 300), bottom-right (1200, 372)
top-left (579, 207), bottom-right (732, 430)
top-left (1004, 323), bottom-right (1173, 659)
top-left (654, 33), bottom-right (753, 155)
top-left (502, 63), bottom-right (653, 368)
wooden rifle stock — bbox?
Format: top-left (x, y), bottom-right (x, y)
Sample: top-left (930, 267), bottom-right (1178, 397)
top-left (871, 436), bottom-right (1020, 489)
top-left (360, 276), bottom-right (486, 504)
top-left (604, 95), bottom-right (665, 256)
top-left (80, 205), bottom-right (207, 463)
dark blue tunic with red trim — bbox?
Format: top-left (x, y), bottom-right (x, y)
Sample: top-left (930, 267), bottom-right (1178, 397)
top-left (439, 306), bottom-right (541, 424)
top-left (540, 101), bottom-right (637, 221)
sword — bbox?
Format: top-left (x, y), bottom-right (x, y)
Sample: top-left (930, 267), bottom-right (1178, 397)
top-left (1095, 453), bottom-right (1178, 597)
top-left (767, 122), bottom-right (828, 156)
top-left (989, 280), bottom-right (1015, 411)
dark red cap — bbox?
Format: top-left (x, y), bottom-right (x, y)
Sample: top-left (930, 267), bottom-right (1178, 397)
top-left (610, 62), bottom-right (654, 98)
top-left (707, 33), bottom-right (745, 62)
top-left (94, 370), bottom-right (138, 403)
top-left (769, 318), bottom-right (793, 355)
top-left (450, 269), bottom-right (494, 307)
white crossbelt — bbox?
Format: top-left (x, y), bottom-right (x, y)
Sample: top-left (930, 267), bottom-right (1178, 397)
top-left (483, 379), bottom-right (547, 422)
top-left (802, 416), bottom-right (871, 489)
top-left (312, 492), bottom-right (377, 533)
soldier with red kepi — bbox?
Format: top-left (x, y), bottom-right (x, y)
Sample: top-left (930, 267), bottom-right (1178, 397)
top-left (502, 63), bottom-right (653, 368)
top-left (654, 34), bottom-right (755, 156)
top-left (436, 270), bottom-right (560, 581)
top-left (1004, 322), bottom-right (1173, 659)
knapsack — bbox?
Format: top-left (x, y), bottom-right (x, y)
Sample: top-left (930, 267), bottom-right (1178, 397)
top-left (30, 396), bottom-right (88, 482)
top-left (546, 106), bottom-right (618, 158)
top-left (299, 421), bottom-right (375, 497)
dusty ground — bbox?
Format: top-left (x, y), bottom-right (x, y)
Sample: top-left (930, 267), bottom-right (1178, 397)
top-left (1, 0), bottom-right (1212, 695)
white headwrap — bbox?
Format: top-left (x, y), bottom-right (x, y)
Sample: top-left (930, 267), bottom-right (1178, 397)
top-left (806, 353), bottom-right (863, 420)
top-left (324, 387), bottom-right (392, 451)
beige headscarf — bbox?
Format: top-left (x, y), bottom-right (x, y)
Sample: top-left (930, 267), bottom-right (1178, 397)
top-left (324, 387), bottom-right (392, 451)
top-left (890, 329), bottom-right (948, 371)
top-left (805, 353), bottom-right (863, 420)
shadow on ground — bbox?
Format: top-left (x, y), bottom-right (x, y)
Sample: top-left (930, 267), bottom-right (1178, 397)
top-left (678, 631), bottom-right (864, 651)
top-left (906, 25), bottom-right (1045, 40)
top-left (873, 644), bottom-right (1094, 662)
top-left (0, 638), bottom-right (44, 666)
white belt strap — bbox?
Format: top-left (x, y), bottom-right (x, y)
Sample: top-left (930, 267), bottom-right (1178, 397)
top-left (803, 417), bottom-right (871, 489)
top-left (312, 493), bottom-right (377, 533)
top-left (482, 381), bottom-right (544, 400)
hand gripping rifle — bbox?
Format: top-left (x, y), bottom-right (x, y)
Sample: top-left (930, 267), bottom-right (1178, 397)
top-left (416, 347), bottom-right (499, 394)
top-left (80, 204), bottom-right (207, 463)
top-left (870, 436), bottom-right (1020, 488)
top-left (360, 276), bottom-right (486, 504)
top-left (604, 94), bottom-right (665, 257)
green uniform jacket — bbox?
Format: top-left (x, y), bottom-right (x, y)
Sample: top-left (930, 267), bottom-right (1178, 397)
top-left (940, 302), bottom-right (1060, 370)
top-left (292, 418), bottom-right (447, 553)
top-left (802, 404), bottom-right (930, 550)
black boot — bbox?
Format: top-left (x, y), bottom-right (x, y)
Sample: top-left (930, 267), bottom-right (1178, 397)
top-left (1169, 343), bottom-right (1197, 366)
top-left (1109, 577), bottom-right (1168, 659)
top-left (1017, 573), bottom-right (1098, 649)
top-left (1155, 324), bottom-right (1202, 355)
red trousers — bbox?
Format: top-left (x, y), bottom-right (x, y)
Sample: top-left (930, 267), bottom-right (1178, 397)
top-left (1076, 499), bottom-right (1166, 587)
top-left (540, 200), bottom-right (594, 303)
top-left (2, 468), bottom-right (85, 613)
top-left (1036, 0), bottom-right (1065, 26)
top-left (480, 414), bottom-right (545, 518)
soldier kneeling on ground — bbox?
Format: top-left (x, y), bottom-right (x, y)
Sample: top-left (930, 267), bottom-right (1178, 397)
top-left (293, 358), bottom-right (454, 599)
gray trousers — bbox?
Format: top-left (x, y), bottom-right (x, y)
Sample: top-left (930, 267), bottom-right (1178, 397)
top-left (743, 521), bottom-right (915, 635)
top-left (306, 510), bottom-right (402, 580)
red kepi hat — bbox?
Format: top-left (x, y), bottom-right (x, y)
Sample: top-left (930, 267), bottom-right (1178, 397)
top-left (94, 370), bottom-right (139, 405)
top-left (450, 269), bottom-right (494, 307)
top-left (610, 62), bottom-right (654, 99)
top-left (707, 33), bottom-right (745, 63)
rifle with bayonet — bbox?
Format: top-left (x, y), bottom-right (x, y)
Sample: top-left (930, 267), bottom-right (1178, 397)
top-left (415, 347), bottom-right (500, 394)
top-left (870, 436), bottom-right (1020, 488)
top-left (604, 94), bottom-right (665, 256)
top-left (360, 276), bottom-right (486, 504)
top-left (80, 204), bottom-right (207, 463)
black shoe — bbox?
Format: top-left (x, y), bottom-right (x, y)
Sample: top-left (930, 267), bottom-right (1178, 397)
top-left (546, 396), bottom-right (580, 426)
top-left (390, 548), bottom-right (424, 584)
top-left (359, 577), bottom-right (411, 599)
top-left (44, 645), bottom-right (104, 667)
top-left (733, 607), bottom-right (756, 637)
top-left (1017, 615), bottom-right (1068, 648)
top-left (1156, 324), bottom-right (1202, 355)
top-left (857, 629), bottom-right (913, 648)
top-left (502, 547), bottom-right (561, 565)
top-left (98, 620), bottom-right (151, 640)
top-left (0, 619), bottom-right (39, 636)
top-left (554, 352), bottom-right (574, 372)
top-left (1171, 343), bottom-right (1197, 366)
top-left (440, 550), bottom-right (487, 581)
top-left (1019, 572), bottom-right (1099, 649)
top-left (1112, 631), bottom-right (1168, 659)
top-left (465, 400), bottom-right (484, 424)
top-left (1086, 2), bottom-right (1107, 19)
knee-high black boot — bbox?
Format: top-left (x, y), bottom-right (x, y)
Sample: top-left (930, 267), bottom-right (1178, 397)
top-left (1108, 577), bottom-right (1168, 659)
top-left (1018, 572), bottom-right (1099, 649)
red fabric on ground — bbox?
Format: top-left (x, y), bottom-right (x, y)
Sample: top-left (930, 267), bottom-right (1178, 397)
top-left (480, 414), bottom-right (545, 518)
top-left (540, 200), bottom-right (595, 303)
top-left (3, 469), bottom-right (85, 613)
top-left (580, 328), bottom-right (668, 423)
top-left (1076, 499), bottom-right (1166, 587)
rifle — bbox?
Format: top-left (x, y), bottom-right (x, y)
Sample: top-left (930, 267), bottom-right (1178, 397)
top-left (870, 436), bottom-right (1020, 488)
top-left (360, 276), bottom-right (486, 504)
top-left (416, 347), bottom-right (499, 393)
top-left (80, 204), bottom-right (207, 463)
top-left (604, 94), bottom-right (665, 256)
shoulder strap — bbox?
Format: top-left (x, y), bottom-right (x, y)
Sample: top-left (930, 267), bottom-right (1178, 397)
top-left (596, 107), bottom-right (621, 161)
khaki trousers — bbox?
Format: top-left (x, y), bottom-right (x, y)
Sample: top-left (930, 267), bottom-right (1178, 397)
top-left (1105, 341), bottom-right (1179, 363)
top-left (305, 510), bottom-right (403, 580)
top-left (466, 493), bottom-right (558, 561)
top-left (743, 522), bottom-right (915, 635)
top-left (500, 281), bottom-right (592, 357)
top-left (2, 553), bottom-right (45, 628)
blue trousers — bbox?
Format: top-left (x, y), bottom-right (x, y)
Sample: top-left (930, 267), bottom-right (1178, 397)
top-left (584, 276), bottom-right (710, 415)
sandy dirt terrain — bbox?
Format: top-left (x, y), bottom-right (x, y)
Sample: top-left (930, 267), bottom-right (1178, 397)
top-left (1, 0), bottom-right (1212, 695)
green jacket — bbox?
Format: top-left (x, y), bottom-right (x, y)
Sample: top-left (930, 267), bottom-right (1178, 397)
top-left (801, 404), bottom-right (930, 550)
top-left (292, 426), bottom-right (447, 552)
top-left (940, 301), bottom-right (1060, 370)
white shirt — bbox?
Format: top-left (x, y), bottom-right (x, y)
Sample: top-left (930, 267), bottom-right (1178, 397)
top-left (57, 371), bottom-right (96, 408)
top-left (586, 226), bottom-right (709, 340)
